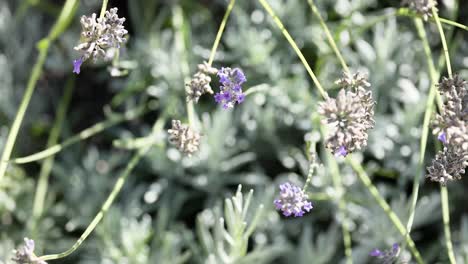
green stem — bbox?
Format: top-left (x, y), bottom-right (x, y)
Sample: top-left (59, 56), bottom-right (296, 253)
top-left (306, 0), bottom-right (350, 73)
top-left (405, 18), bottom-right (439, 247)
top-left (10, 106), bottom-right (146, 164)
top-left (172, 5), bottom-right (198, 128)
top-left (30, 78), bottom-right (74, 235)
top-left (258, 0), bottom-right (328, 99)
top-left (207, 0), bottom-right (236, 66)
top-left (432, 5), bottom-right (452, 78)
top-left (396, 8), bottom-right (468, 32)
top-left (0, 0), bottom-right (78, 184)
top-left (327, 153), bottom-right (352, 264)
top-left (39, 145), bottom-right (150, 261)
top-left (441, 186), bottom-right (457, 264)
top-left (347, 157), bottom-right (425, 264)
top-left (99, 0), bottom-right (109, 19)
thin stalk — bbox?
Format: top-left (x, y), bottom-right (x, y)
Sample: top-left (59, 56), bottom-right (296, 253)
top-left (0, 0), bottom-right (78, 183)
top-left (432, 5), bottom-right (452, 78)
top-left (39, 145), bottom-right (150, 261)
top-left (10, 106), bottom-right (146, 164)
top-left (306, 0), bottom-right (349, 73)
top-left (30, 78), bottom-right (74, 235)
top-left (431, 2), bottom-right (457, 262)
top-left (99, 0), bottom-right (109, 19)
top-left (173, 5), bottom-right (198, 128)
top-left (347, 157), bottom-right (425, 264)
top-left (396, 8), bottom-right (468, 31)
top-left (207, 0), bottom-right (237, 66)
top-left (327, 153), bottom-right (352, 264)
top-left (441, 186), bottom-right (457, 264)
top-left (405, 18), bottom-right (439, 246)
top-left (258, 0), bottom-right (328, 99)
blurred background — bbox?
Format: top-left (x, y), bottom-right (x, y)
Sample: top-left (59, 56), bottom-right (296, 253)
top-left (0, 0), bottom-right (467, 263)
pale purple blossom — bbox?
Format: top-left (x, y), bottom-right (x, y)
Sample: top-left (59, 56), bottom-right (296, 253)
top-left (214, 67), bottom-right (246, 109)
top-left (369, 243), bottom-right (400, 264)
top-left (73, 58), bottom-right (83, 74)
top-left (274, 182), bottom-right (313, 217)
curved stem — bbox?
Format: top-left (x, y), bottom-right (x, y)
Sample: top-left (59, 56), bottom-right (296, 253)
top-left (307, 0), bottom-right (349, 73)
top-left (39, 145), bottom-right (150, 261)
top-left (30, 78), bottom-right (74, 235)
top-left (432, 4), bottom-right (452, 78)
top-left (396, 8), bottom-right (468, 32)
top-left (258, 0), bottom-right (328, 99)
top-left (347, 157), bottom-right (425, 264)
top-left (0, 0), bottom-right (78, 184)
top-left (207, 0), bottom-right (237, 66)
top-left (441, 186), bottom-right (457, 264)
top-left (10, 106), bottom-right (146, 164)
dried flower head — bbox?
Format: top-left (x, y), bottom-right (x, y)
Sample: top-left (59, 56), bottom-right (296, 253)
top-left (73, 7), bottom-right (128, 74)
top-left (370, 243), bottom-right (400, 264)
top-left (167, 120), bottom-right (201, 156)
top-left (214, 67), bottom-right (246, 109)
top-left (12, 238), bottom-right (47, 264)
top-left (274, 182), bottom-right (313, 217)
top-left (186, 62), bottom-right (218, 103)
top-left (428, 74), bottom-right (467, 184)
top-left (401, 0), bottom-right (437, 21)
top-left (318, 72), bottom-right (375, 156)
top-left (427, 147), bottom-right (467, 185)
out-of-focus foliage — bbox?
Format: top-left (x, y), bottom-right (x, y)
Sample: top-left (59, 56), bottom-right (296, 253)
top-left (0, 0), bottom-right (467, 263)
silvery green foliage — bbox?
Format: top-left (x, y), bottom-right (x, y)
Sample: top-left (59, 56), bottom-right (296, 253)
top-left (196, 185), bottom-right (265, 263)
top-left (2, 0), bottom-right (468, 263)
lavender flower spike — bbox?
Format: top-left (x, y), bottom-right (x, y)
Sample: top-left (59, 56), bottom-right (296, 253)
top-left (215, 67), bottom-right (246, 109)
top-left (369, 243), bottom-right (400, 263)
top-left (274, 182), bottom-right (313, 217)
top-left (73, 58), bottom-right (83, 74)
top-left (12, 238), bottom-right (47, 264)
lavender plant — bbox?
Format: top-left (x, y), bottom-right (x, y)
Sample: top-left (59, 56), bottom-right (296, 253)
top-left (2, 0), bottom-right (468, 263)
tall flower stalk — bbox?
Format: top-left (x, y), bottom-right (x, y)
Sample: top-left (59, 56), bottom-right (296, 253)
top-left (0, 0), bottom-right (78, 183)
top-left (258, 0), bottom-right (424, 262)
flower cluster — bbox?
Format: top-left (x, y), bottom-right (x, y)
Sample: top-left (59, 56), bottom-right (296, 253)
top-left (401, 0), bottom-right (437, 21)
top-left (274, 182), bottom-right (313, 217)
top-left (214, 67), bottom-right (246, 109)
top-left (186, 62), bottom-right (218, 103)
top-left (427, 75), bottom-right (467, 184)
top-left (12, 238), bottom-right (47, 264)
top-left (167, 120), bottom-right (201, 156)
top-left (370, 243), bottom-right (400, 264)
top-left (318, 72), bottom-right (375, 156)
top-left (73, 8), bottom-right (128, 74)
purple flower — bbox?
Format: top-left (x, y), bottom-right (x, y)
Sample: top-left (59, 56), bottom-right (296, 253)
top-left (335, 146), bottom-right (348, 157)
top-left (369, 249), bottom-right (383, 257)
top-left (73, 58), bottom-right (83, 74)
top-left (215, 67), bottom-right (246, 109)
top-left (274, 182), bottom-right (313, 217)
top-left (369, 243), bottom-right (400, 263)
top-left (437, 132), bottom-right (447, 144)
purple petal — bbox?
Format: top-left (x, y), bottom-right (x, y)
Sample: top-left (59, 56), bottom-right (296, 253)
top-left (335, 146), bottom-right (348, 157)
top-left (370, 249), bottom-right (383, 257)
top-left (392, 243), bottom-right (399, 253)
top-left (73, 58), bottom-right (83, 74)
top-left (438, 132), bottom-right (447, 144)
